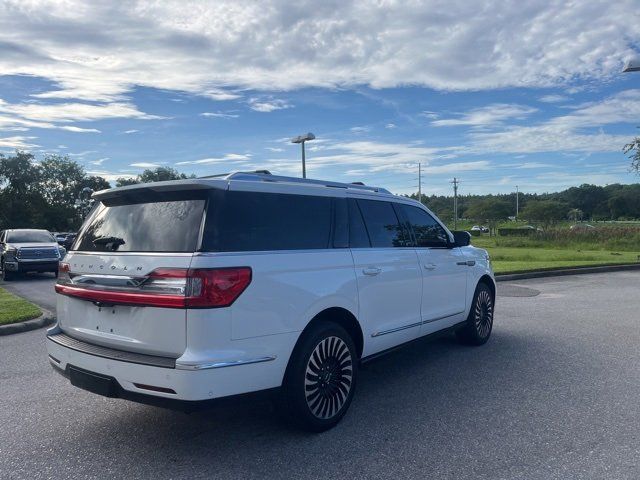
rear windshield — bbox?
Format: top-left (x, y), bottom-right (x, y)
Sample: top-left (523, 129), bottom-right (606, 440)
top-left (7, 231), bottom-right (55, 243)
top-left (74, 196), bottom-right (206, 253)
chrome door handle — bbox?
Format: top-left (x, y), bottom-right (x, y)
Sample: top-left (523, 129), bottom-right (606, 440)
top-left (362, 267), bottom-right (382, 276)
top-left (424, 263), bottom-right (437, 270)
top-left (457, 260), bottom-right (476, 266)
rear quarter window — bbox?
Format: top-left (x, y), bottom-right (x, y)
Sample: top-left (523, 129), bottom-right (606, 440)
top-left (202, 190), bottom-right (332, 252)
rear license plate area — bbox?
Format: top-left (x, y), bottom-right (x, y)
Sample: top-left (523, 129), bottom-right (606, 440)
top-left (68, 365), bottom-right (119, 398)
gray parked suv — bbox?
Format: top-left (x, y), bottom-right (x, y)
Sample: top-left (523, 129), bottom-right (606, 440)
top-left (0, 229), bottom-right (65, 281)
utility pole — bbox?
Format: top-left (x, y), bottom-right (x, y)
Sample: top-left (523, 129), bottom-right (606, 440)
top-left (451, 177), bottom-right (459, 229)
top-left (418, 163), bottom-right (422, 204)
top-left (515, 185), bottom-right (519, 222)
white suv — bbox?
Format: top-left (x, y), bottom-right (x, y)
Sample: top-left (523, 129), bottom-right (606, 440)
top-left (46, 172), bottom-right (495, 431)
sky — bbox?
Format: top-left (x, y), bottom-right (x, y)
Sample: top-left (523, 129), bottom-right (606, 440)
top-left (0, 0), bottom-right (639, 196)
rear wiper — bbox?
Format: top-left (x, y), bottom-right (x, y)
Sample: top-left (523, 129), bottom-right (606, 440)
top-left (92, 236), bottom-right (126, 249)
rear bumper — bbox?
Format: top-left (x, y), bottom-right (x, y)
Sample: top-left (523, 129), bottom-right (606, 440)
top-left (50, 362), bottom-right (279, 412)
top-left (46, 325), bottom-right (296, 405)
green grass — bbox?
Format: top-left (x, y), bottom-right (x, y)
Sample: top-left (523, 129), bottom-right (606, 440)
top-left (0, 288), bottom-right (42, 325)
top-left (471, 236), bottom-right (640, 274)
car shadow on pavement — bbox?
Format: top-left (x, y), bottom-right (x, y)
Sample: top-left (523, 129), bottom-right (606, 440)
top-left (58, 326), bottom-right (601, 477)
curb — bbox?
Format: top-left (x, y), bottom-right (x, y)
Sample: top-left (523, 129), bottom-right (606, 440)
top-left (496, 263), bottom-right (640, 282)
top-left (0, 308), bottom-right (55, 336)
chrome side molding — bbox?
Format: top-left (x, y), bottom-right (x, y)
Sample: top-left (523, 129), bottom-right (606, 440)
top-left (175, 356), bottom-right (277, 371)
top-left (371, 311), bottom-right (465, 337)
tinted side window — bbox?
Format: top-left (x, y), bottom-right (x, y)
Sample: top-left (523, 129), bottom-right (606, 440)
top-left (203, 191), bottom-right (332, 252)
top-left (399, 204), bottom-right (450, 248)
top-left (357, 199), bottom-right (411, 248)
top-left (348, 199), bottom-right (370, 248)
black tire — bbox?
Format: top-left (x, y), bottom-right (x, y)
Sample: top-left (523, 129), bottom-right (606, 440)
top-left (1, 260), bottom-right (13, 282)
top-left (53, 270), bottom-right (59, 278)
top-left (279, 321), bottom-right (358, 432)
top-left (456, 282), bottom-right (494, 346)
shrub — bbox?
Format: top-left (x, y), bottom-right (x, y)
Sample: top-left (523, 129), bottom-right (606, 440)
top-left (498, 228), bottom-right (535, 236)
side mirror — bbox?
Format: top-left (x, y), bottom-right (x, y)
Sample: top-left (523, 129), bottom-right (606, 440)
top-left (452, 230), bottom-right (471, 247)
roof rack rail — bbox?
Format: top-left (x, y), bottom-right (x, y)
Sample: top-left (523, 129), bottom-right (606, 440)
top-left (199, 169), bottom-right (272, 179)
top-left (222, 171), bottom-right (391, 194)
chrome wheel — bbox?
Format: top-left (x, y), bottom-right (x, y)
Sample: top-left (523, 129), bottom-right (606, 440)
top-left (474, 289), bottom-right (493, 338)
top-left (304, 336), bottom-right (353, 419)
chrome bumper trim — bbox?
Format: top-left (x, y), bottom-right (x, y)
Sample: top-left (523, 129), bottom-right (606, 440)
top-left (47, 332), bottom-right (177, 369)
top-left (175, 356), bottom-right (277, 371)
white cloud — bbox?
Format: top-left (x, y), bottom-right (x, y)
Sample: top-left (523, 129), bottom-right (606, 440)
top-left (265, 147), bottom-right (284, 152)
top-left (421, 161), bottom-right (491, 174)
top-left (259, 140), bottom-right (464, 177)
top-left (68, 150), bottom-right (97, 157)
top-left (350, 126), bottom-right (370, 134)
top-left (467, 89), bottom-right (640, 154)
top-left (420, 111), bottom-right (439, 120)
top-left (0, 98), bottom-right (161, 133)
top-left (59, 125), bottom-right (100, 133)
top-left (87, 170), bottom-right (136, 182)
top-left (539, 94), bottom-right (569, 103)
top-left (514, 162), bottom-right (555, 169)
top-left (2, 0), bottom-right (636, 100)
top-left (385, 123), bottom-right (396, 129)
top-left (130, 162), bottom-right (164, 168)
top-left (248, 98), bottom-right (291, 112)
top-left (200, 112), bottom-right (239, 118)
top-left (89, 157), bottom-right (109, 165)
top-left (123, 129), bottom-right (139, 134)
top-left (0, 135), bottom-right (38, 149)
top-left (176, 153), bottom-right (251, 165)
top-left (432, 104), bottom-right (537, 127)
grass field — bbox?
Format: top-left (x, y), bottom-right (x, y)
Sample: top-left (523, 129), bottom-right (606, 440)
top-left (471, 236), bottom-right (640, 274)
top-left (0, 288), bottom-right (42, 325)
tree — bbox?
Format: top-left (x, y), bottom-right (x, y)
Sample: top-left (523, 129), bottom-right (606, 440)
top-left (557, 184), bottom-right (607, 220)
top-left (115, 177), bottom-right (140, 187)
top-left (624, 136), bottom-right (640, 174)
top-left (82, 176), bottom-right (111, 193)
top-left (520, 200), bottom-right (568, 229)
top-left (568, 208), bottom-right (583, 223)
top-left (465, 198), bottom-right (511, 235)
top-left (138, 167), bottom-right (188, 183)
top-left (0, 152), bottom-right (45, 229)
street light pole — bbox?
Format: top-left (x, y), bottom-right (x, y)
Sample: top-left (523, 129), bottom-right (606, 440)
top-left (291, 132), bottom-right (316, 179)
top-left (623, 58), bottom-right (640, 73)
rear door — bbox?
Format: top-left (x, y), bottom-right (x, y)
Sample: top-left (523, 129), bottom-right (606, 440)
top-left (349, 198), bottom-right (423, 356)
top-left (396, 203), bottom-right (467, 328)
top-left (57, 190), bottom-right (208, 358)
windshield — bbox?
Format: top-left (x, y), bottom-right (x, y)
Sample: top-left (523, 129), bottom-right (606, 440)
top-left (74, 196), bottom-right (206, 253)
top-left (6, 231), bottom-right (55, 243)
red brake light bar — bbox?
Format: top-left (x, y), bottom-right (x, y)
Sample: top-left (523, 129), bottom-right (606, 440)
top-left (54, 266), bottom-right (252, 309)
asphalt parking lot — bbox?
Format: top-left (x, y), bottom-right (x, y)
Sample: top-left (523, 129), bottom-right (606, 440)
top-left (0, 273), bottom-right (57, 312)
top-left (1, 271), bottom-right (640, 480)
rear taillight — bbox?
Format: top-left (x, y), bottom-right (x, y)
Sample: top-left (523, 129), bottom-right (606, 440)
top-left (58, 262), bottom-right (71, 283)
top-left (54, 267), bottom-right (252, 309)
top-left (186, 267), bottom-right (252, 308)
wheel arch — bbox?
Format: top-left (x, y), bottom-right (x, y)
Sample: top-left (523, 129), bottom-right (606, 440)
top-left (478, 274), bottom-right (496, 301)
top-left (296, 306), bottom-right (364, 360)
